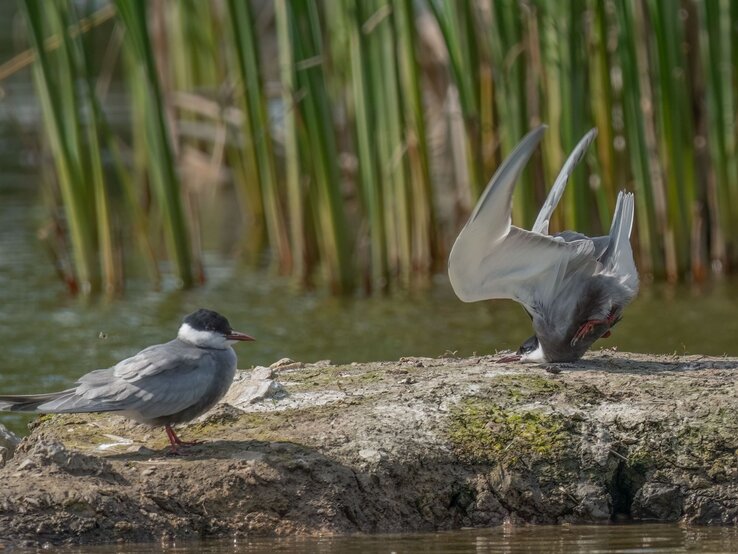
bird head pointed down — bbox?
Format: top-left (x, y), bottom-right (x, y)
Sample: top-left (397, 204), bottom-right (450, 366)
top-left (495, 335), bottom-right (545, 364)
top-left (517, 335), bottom-right (546, 362)
top-left (177, 309), bottom-right (255, 349)
top-left (448, 125), bottom-right (638, 363)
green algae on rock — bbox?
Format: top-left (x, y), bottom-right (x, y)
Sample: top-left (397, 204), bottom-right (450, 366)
top-left (448, 398), bottom-right (570, 464)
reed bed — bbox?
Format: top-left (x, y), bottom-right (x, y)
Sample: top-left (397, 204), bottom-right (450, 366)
top-left (22, 0), bottom-right (117, 295)
top-left (13, 0), bottom-right (738, 294)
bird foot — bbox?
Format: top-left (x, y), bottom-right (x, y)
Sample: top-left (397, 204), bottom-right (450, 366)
top-left (570, 319), bottom-right (609, 346)
top-left (174, 439), bottom-right (203, 447)
top-left (165, 425), bottom-right (203, 450)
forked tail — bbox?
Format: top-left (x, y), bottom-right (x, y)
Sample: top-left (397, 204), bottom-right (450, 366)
top-left (602, 191), bottom-right (638, 291)
top-left (0, 391), bottom-right (72, 413)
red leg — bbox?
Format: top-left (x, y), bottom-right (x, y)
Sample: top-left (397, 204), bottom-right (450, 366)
top-left (570, 319), bottom-right (609, 346)
top-left (164, 425), bottom-right (182, 455)
top-left (600, 311), bottom-right (623, 339)
top-left (164, 424), bottom-right (202, 454)
top-left (166, 425), bottom-right (184, 445)
top-left (599, 310), bottom-right (622, 340)
top-left (572, 309), bottom-right (621, 346)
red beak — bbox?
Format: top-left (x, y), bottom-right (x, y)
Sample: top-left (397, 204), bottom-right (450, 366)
top-left (227, 330), bottom-right (255, 342)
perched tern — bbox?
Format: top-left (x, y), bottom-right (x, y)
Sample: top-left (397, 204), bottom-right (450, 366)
top-left (0, 309), bottom-right (254, 453)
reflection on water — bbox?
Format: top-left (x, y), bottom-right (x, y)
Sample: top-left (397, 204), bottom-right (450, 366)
top-left (1, 180), bottom-right (738, 435)
top-left (48, 524), bottom-right (738, 553)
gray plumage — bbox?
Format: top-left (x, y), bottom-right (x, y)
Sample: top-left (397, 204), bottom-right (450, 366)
top-left (0, 309), bottom-right (254, 451)
top-left (448, 126), bottom-right (639, 362)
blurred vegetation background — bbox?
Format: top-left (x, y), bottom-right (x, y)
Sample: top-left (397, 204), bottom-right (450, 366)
top-left (6, 0), bottom-right (738, 297)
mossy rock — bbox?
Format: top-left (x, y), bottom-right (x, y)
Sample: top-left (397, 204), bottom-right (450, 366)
top-left (447, 397), bottom-right (570, 465)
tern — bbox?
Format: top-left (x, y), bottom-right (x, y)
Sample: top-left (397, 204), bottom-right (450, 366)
top-left (0, 309), bottom-right (254, 453)
top-left (448, 126), bottom-right (639, 362)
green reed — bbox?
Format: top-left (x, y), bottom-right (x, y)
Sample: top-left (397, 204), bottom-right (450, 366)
top-left (114, 0), bottom-right (196, 288)
top-left (226, 0), bottom-right (291, 275)
top-left (18, 0), bottom-right (738, 295)
top-left (22, 0), bottom-right (116, 295)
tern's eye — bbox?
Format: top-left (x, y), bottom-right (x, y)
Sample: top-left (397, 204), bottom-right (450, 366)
top-left (517, 335), bottom-right (539, 355)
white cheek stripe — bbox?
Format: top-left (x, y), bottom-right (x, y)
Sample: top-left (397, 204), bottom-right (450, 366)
top-left (178, 323), bottom-right (226, 348)
top-left (522, 342), bottom-right (546, 363)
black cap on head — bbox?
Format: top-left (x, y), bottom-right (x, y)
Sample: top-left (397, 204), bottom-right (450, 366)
top-left (517, 335), bottom-right (539, 355)
top-left (183, 309), bottom-right (232, 335)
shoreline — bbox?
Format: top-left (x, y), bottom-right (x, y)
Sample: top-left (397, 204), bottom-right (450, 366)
top-left (1, 351), bottom-right (737, 546)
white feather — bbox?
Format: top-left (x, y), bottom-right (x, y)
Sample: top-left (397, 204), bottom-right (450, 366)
top-left (177, 323), bottom-right (228, 349)
top-left (521, 342), bottom-right (547, 363)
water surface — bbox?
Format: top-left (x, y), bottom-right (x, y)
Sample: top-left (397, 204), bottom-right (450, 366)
top-left (43, 524), bottom-right (738, 553)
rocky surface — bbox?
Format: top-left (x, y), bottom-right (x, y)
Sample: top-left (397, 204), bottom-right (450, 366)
top-left (1, 350), bottom-right (737, 547)
top-left (0, 423), bottom-right (20, 467)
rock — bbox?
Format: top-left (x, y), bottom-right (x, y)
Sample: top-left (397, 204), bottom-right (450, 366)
top-left (222, 368), bottom-right (287, 408)
top-left (251, 366), bottom-right (275, 380)
top-left (195, 403), bottom-right (243, 425)
top-left (223, 378), bottom-right (286, 408)
top-left (0, 351), bottom-right (737, 547)
top-left (358, 448), bottom-right (383, 464)
top-left (22, 439), bottom-right (120, 480)
top-left (127, 445), bottom-right (155, 455)
top-left (0, 423), bottom-right (20, 467)
top-left (631, 483), bottom-right (683, 521)
top-left (270, 358), bottom-right (304, 370)
top-left (573, 483), bottom-right (611, 521)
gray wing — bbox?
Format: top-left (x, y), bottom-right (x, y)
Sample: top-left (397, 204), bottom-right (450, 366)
top-left (532, 128), bottom-right (598, 235)
top-left (448, 125), bottom-right (597, 313)
top-left (36, 342), bottom-right (220, 420)
top-left (554, 230), bottom-right (611, 260)
top-left (460, 126), bottom-right (547, 236)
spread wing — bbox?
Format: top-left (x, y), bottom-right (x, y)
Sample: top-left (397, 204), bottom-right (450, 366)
top-left (448, 125), bottom-right (598, 314)
top-left (532, 128), bottom-right (598, 235)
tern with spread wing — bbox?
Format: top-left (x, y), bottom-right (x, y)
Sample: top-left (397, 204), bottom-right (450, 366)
top-left (449, 126), bottom-right (639, 362)
top-left (0, 309), bottom-right (254, 453)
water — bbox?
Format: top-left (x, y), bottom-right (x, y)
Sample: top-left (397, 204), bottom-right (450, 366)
top-left (1, 181), bottom-right (738, 436)
top-left (44, 525), bottom-right (738, 553)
